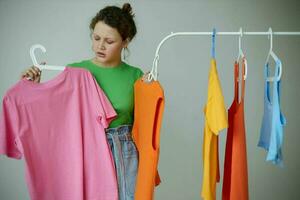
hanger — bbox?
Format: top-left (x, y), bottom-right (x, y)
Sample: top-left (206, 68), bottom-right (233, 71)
top-left (30, 44), bottom-right (65, 71)
top-left (264, 28), bottom-right (282, 81)
top-left (211, 28), bottom-right (216, 59)
top-left (144, 53), bottom-right (159, 83)
top-left (236, 28), bottom-right (247, 80)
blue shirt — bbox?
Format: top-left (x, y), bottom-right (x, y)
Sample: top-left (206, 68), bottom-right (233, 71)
top-left (258, 60), bottom-right (286, 167)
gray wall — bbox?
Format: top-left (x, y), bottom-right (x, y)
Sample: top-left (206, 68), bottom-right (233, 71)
top-left (0, 0), bottom-right (299, 199)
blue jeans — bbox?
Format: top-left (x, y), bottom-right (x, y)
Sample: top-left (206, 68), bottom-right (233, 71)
top-left (105, 125), bottom-right (138, 200)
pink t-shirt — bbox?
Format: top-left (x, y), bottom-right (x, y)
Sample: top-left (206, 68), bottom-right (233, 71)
top-left (0, 67), bottom-right (118, 200)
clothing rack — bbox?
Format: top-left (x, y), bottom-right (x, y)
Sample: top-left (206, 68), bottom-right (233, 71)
top-left (148, 29), bottom-right (300, 81)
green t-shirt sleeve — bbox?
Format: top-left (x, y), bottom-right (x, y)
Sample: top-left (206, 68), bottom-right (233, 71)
top-left (136, 68), bottom-right (144, 79)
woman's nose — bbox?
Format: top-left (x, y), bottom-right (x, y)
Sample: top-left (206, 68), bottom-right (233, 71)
top-left (98, 41), bottom-right (105, 50)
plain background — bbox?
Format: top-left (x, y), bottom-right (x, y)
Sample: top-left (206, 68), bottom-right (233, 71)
top-left (0, 0), bottom-right (299, 199)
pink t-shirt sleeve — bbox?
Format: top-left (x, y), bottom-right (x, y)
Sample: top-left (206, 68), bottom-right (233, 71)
top-left (0, 96), bottom-right (22, 159)
top-left (87, 71), bottom-right (117, 129)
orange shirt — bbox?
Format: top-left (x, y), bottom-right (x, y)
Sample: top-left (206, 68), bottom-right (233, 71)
top-left (222, 59), bottom-right (249, 200)
top-left (132, 78), bottom-right (165, 200)
top-left (201, 59), bottom-right (228, 200)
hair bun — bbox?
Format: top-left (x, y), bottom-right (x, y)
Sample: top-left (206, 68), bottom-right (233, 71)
top-left (122, 3), bottom-right (134, 17)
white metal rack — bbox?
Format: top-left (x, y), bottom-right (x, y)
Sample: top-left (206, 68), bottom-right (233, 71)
top-left (148, 28), bottom-right (300, 81)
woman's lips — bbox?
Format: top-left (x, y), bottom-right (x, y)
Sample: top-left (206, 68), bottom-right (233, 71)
top-left (97, 52), bottom-right (105, 57)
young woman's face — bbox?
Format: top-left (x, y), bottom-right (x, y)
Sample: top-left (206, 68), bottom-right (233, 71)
top-left (91, 21), bottom-right (128, 66)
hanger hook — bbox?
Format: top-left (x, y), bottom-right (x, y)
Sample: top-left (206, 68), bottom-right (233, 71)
top-left (149, 54), bottom-right (159, 81)
top-left (239, 27), bottom-right (243, 54)
top-left (30, 44), bottom-right (46, 68)
top-left (212, 28), bottom-right (216, 58)
top-left (237, 27), bottom-right (244, 62)
top-left (268, 27), bottom-right (273, 52)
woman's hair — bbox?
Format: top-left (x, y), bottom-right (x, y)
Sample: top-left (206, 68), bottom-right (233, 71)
top-left (90, 3), bottom-right (137, 41)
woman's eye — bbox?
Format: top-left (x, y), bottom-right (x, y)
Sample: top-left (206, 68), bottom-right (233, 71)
top-left (107, 41), bottom-right (113, 44)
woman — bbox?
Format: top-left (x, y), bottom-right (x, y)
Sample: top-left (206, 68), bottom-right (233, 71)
top-left (21, 3), bottom-right (146, 200)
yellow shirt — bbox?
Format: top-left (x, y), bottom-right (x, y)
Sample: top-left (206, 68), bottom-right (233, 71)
top-left (201, 59), bottom-right (228, 200)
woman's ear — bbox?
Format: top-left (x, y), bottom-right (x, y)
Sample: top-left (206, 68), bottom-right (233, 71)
top-left (123, 38), bottom-right (130, 48)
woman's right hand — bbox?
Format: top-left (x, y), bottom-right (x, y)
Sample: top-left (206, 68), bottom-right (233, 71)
top-left (20, 62), bottom-right (45, 83)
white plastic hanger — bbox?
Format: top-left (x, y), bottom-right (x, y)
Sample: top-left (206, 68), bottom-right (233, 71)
top-left (264, 28), bottom-right (282, 81)
top-left (145, 54), bottom-right (159, 83)
top-left (30, 44), bottom-right (65, 71)
top-left (236, 28), bottom-right (247, 81)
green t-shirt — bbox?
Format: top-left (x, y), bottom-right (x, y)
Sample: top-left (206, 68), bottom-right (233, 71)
top-left (67, 59), bottom-right (144, 128)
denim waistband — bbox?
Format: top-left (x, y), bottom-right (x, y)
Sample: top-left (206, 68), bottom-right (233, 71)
top-left (105, 124), bottom-right (133, 141)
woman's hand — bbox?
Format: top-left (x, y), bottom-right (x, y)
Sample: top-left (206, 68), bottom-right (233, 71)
top-left (20, 62), bottom-right (45, 83)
